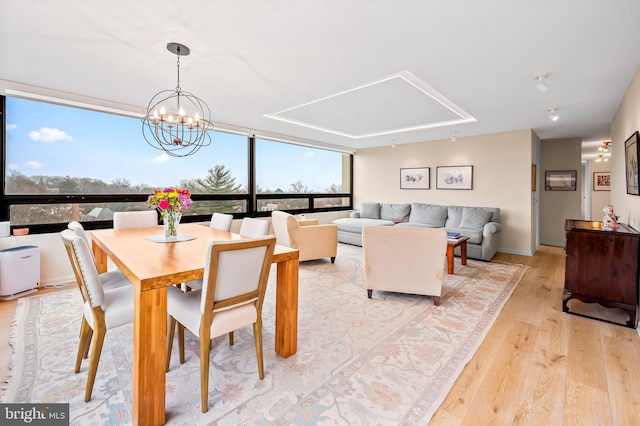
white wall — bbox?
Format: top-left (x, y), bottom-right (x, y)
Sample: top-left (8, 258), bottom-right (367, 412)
top-left (611, 65), bottom-right (640, 230)
top-left (353, 129), bottom-right (535, 255)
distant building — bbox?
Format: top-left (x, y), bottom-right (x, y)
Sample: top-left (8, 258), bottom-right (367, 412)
top-left (82, 207), bottom-right (113, 221)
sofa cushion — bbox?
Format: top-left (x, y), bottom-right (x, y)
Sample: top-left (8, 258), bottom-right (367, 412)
top-left (360, 202), bottom-right (381, 219)
top-left (333, 218), bottom-right (395, 234)
top-left (459, 208), bottom-right (493, 229)
top-left (409, 203), bottom-right (448, 227)
top-left (380, 203), bottom-right (411, 221)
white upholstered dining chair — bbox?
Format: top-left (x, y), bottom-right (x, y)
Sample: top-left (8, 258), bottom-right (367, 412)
top-left (209, 212), bottom-right (233, 232)
top-left (362, 226), bottom-right (447, 305)
top-left (239, 217), bottom-right (271, 237)
top-left (165, 236), bottom-right (276, 413)
top-left (67, 221), bottom-right (130, 288)
top-left (112, 210), bottom-right (157, 229)
top-left (60, 229), bottom-right (134, 402)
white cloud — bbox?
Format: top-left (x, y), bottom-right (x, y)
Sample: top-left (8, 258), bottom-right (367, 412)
top-left (304, 152), bottom-right (314, 158)
top-left (25, 161), bottom-right (44, 169)
top-left (152, 154), bottom-right (170, 163)
top-left (6, 124), bottom-right (17, 130)
top-left (28, 127), bottom-right (73, 143)
top-left (7, 163), bottom-right (18, 170)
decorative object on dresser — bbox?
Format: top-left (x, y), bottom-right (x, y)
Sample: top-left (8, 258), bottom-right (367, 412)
top-left (400, 167), bottom-right (430, 189)
top-left (624, 131), bottom-right (639, 195)
top-left (436, 165), bottom-right (473, 190)
top-left (545, 170), bottom-right (576, 191)
top-left (563, 219), bottom-right (639, 328)
top-left (602, 205), bottom-right (619, 230)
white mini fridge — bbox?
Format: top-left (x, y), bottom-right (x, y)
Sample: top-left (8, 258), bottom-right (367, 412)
top-left (0, 245), bottom-right (40, 300)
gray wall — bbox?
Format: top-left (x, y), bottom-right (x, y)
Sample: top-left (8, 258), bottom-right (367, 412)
top-left (539, 138), bottom-right (583, 246)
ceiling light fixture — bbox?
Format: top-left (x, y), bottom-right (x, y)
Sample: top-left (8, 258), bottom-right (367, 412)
top-left (595, 154), bottom-right (609, 162)
top-left (535, 73), bottom-right (550, 93)
top-left (547, 108), bottom-right (559, 122)
top-left (141, 42), bottom-right (214, 157)
top-left (598, 141), bottom-right (611, 152)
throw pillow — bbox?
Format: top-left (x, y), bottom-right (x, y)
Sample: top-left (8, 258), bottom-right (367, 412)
top-left (409, 203), bottom-right (448, 227)
top-left (380, 203), bottom-right (411, 221)
top-left (459, 208), bottom-right (493, 229)
top-left (360, 202), bottom-right (381, 219)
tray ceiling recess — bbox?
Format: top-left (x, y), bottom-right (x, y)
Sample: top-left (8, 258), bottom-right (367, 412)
top-left (264, 71), bottom-right (476, 139)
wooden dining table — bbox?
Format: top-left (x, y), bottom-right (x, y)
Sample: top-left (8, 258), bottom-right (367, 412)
top-left (91, 223), bottom-right (299, 425)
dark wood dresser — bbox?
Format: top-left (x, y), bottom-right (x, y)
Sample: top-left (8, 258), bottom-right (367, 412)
top-left (563, 219), bottom-right (640, 328)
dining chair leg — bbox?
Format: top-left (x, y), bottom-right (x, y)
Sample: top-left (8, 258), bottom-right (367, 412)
top-left (83, 328), bottom-right (93, 359)
top-left (85, 324), bottom-right (106, 402)
top-left (178, 323), bottom-right (185, 364)
top-left (166, 316), bottom-right (176, 372)
top-left (253, 320), bottom-right (265, 380)
top-left (75, 318), bottom-right (92, 373)
top-left (199, 334), bottom-right (211, 413)
top-left (228, 331), bottom-right (234, 346)
top-left (78, 317), bottom-right (93, 359)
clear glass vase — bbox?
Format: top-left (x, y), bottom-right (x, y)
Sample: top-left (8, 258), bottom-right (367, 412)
top-left (163, 210), bottom-right (182, 241)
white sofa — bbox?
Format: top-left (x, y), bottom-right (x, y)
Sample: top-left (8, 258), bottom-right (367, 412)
top-left (333, 202), bottom-right (501, 261)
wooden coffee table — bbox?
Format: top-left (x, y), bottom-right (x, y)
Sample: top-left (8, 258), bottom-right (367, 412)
top-left (446, 236), bottom-right (469, 274)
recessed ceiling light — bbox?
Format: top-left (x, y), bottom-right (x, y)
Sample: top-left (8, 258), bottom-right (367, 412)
top-left (535, 73), bottom-right (550, 93)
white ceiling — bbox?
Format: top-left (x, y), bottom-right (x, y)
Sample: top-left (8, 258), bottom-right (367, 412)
top-left (2, 1), bottom-right (640, 161)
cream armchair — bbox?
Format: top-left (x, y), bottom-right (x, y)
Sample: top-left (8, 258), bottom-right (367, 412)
top-left (362, 226), bottom-right (447, 305)
top-left (271, 211), bottom-right (338, 263)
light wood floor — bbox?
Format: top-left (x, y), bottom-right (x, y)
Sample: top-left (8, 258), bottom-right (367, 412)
top-left (1, 246), bottom-right (639, 424)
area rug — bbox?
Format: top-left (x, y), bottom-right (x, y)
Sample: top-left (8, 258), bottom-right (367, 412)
top-left (2, 243), bottom-right (526, 425)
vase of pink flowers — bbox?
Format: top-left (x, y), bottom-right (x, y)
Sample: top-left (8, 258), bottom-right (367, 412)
top-left (147, 188), bottom-right (192, 240)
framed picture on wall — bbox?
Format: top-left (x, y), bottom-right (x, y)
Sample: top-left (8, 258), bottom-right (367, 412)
top-left (400, 167), bottom-right (430, 189)
top-left (545, 170), bottom-right (576, 191)
top-left (436, 165), bottom-right (473, 190)
top-left (625, 131), bottom-right (639, 195)
top-left (593, 172), bottom-right (611, 191)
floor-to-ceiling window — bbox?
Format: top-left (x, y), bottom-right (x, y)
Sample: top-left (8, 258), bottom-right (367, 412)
top-left (1, 95), bottom-right (352, 233)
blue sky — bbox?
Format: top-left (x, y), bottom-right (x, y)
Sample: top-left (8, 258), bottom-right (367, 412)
top-left (5, 97), bottom-right (344, 191)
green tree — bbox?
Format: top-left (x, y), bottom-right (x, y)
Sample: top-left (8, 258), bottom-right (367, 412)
top-left (58, 175), bottom-right (80, 193)
top-left (181, 165), bottom-right (244, 214)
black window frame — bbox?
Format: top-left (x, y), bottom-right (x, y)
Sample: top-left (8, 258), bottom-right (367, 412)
top-left (0, 95), bottom-right (353, 234)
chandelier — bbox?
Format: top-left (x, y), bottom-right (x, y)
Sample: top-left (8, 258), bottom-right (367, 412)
top-left (142, 42), bottom-right (213, 157)
top-left (595, 154), bottom-right (609, 162)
